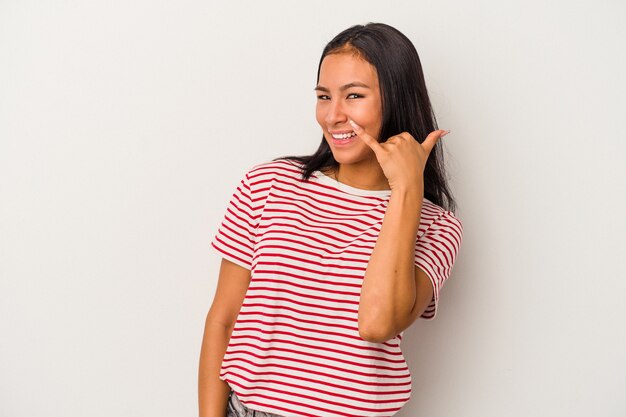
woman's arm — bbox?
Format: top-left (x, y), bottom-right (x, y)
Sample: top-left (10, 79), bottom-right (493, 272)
top-left (198, 259), bottom-right (251, 417)
top-left (358, 186), bottom-right (425, 343)
top-left (350, 122), bottom-right (447, 343)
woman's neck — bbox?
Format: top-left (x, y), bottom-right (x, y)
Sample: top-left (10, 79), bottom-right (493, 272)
top-left (326, 164), bottom-right (390, 191)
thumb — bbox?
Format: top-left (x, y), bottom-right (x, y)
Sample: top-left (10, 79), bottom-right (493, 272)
top-left (349, 120), bottom-right (383, 155)
top-left (421, 130), bottom-right (450, 155)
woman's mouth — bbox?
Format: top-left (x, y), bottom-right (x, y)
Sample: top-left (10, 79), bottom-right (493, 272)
top-left (331, 131), bottom-right (357, 146)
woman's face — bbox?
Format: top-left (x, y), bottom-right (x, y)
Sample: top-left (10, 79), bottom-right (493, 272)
top-left (315, 52), bottom-right (383, 167)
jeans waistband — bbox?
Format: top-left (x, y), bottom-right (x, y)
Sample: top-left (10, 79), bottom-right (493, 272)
top-left (227, 390), bottom-right (286, 417)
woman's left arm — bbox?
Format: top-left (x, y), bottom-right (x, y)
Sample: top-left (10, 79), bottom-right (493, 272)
top-left (358, 186), bottom-right (433, 343)
top-left (350, 120), bottom-right (447, 343)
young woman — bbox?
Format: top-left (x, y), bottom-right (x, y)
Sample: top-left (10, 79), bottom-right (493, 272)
top-left (199, 23), bottom-right (464, 417)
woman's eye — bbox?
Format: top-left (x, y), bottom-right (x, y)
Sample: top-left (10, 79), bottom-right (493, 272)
top-left (316, 94), bottom-right (362, 100)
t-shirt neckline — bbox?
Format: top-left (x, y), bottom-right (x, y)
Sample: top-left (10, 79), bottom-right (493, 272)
top-left (314, 170), bottom-right (392, 197)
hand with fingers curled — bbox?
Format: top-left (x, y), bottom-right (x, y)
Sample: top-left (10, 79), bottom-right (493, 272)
top-left (349, 119), bottom-right (450, 193)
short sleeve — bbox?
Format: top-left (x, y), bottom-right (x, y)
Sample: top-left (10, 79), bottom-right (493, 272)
top-left (415, 211), bottom-right (463, 320)
top-left (210, 170), bottom-right (258, 271)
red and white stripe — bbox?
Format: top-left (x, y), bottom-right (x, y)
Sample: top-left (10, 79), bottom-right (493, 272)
top-left (210, 159), bottom-right (463, 417)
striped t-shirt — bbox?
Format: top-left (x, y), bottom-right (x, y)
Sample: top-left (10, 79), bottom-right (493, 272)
top-left (210, 158), bottom-right (463, 417)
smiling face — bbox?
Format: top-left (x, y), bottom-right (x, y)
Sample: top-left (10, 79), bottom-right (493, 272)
top-left (315, 52), bottom-right (383, 169)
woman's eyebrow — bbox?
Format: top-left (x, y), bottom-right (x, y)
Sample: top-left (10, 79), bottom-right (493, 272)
top-left (314, 82), bottom-right (371, 92)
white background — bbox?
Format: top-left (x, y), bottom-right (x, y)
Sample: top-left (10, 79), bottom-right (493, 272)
top-left (1, 1), bottom-right (625, 416)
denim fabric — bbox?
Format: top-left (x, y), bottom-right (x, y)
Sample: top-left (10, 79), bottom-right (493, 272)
top-left (227, 390), bottom-right (286, 417)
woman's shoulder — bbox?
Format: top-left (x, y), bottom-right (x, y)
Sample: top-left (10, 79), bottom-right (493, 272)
top-left (421, 198), bottom-right (463, 231)
top-left (238, 158), bottom-right (308, 193)
top-left (422, 198), bottom-right (451, 215)
top-left (245, 158), bottom-right (306, 180)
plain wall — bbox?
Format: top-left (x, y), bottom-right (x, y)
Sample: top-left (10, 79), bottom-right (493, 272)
top-left (1, 1), bottom-right (624, 416)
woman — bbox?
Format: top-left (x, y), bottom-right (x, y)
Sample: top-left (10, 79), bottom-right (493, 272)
top-left (199, 22), bottom-right (463, 417)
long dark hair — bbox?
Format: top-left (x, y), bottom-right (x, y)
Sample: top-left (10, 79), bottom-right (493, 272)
top-left (274, 22), bottom-right (458, 213)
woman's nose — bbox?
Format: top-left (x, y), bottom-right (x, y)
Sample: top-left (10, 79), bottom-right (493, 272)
top-left (325, 100), bottom-right (348, 126)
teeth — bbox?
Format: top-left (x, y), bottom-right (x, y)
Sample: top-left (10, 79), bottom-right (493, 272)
top-left (332, 131), bottom-right (356, 140)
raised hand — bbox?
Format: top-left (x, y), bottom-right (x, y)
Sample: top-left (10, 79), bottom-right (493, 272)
top-left (349, 119), bottom-right (449, 192)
